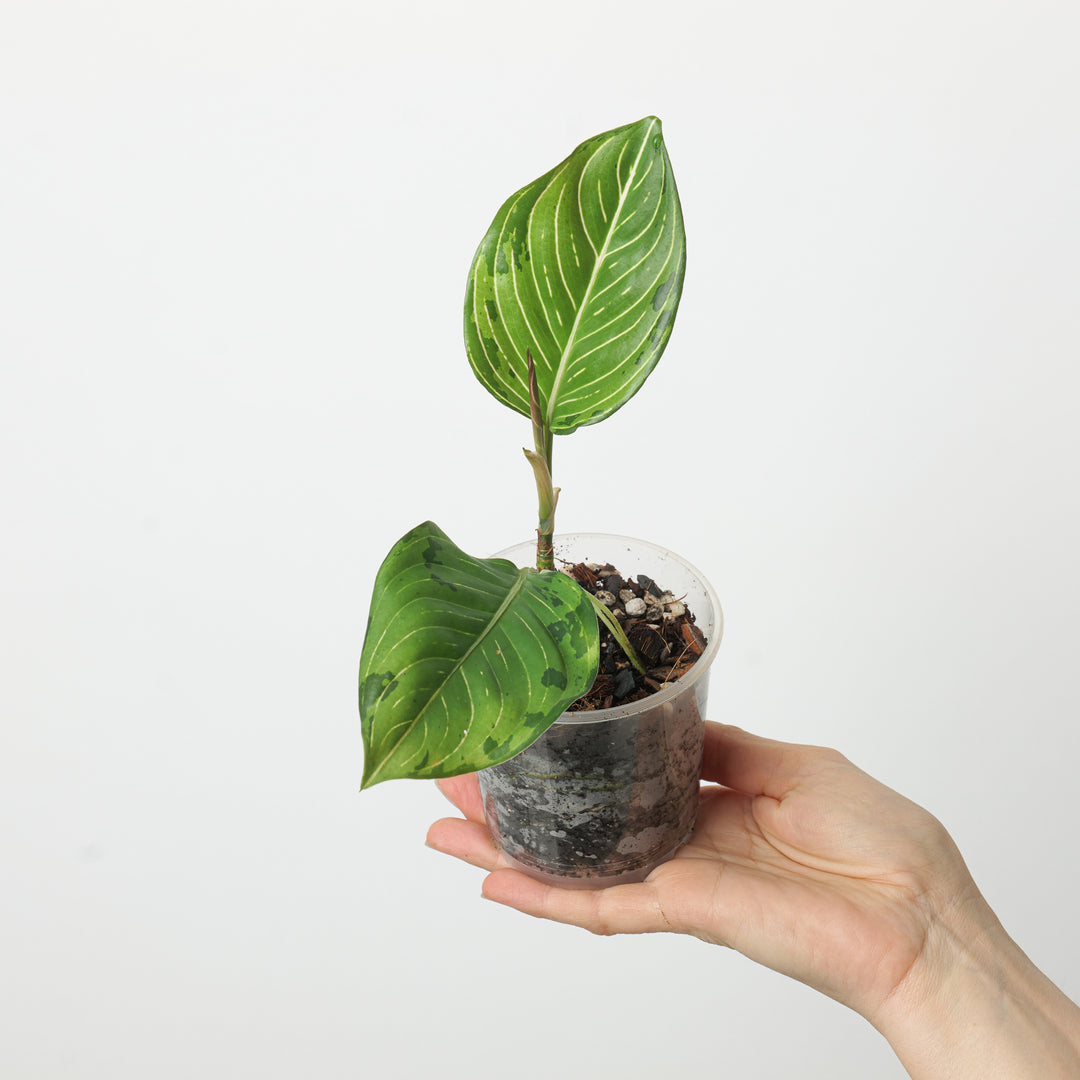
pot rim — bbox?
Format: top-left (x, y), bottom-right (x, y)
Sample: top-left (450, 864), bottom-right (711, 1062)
top-left (492, 531), bottom-right (723, 726)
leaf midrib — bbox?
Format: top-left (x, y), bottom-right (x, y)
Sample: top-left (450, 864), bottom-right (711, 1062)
top-left (543, 118), bottom-right (658, 432)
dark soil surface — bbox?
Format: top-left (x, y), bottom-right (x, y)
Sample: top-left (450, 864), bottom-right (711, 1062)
top-left (562, 559), bottom-right (708, 710)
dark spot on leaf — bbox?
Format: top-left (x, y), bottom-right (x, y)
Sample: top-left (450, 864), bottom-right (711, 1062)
top-left (560, 609), bottom-right (593, 660)
top-left (430, 572), bottom-right (458, 591)
top-left (422, 536), bottom-right (444, 568)
top-left (482, 734), bottom-right (518, 758)
top-left (652, 266), bottom-right (679, 312)
top-left (506, 224), bottom-right (530, 271)
top-left (546, 618), bottom-right (568, 641)
top-left (541, 667), bottom-right (567, 690)
top-left (652, 304), bottom-right (673, 343)
top-left (360, 671), bottom-right (397, 715)
top-left (484, 298), bottom-right (499, 323)
top-left (480, 334), bottom-right (502, 368)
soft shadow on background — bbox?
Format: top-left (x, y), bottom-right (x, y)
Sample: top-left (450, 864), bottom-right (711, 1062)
top-left (2, 3), bottom-right (1077, 1078)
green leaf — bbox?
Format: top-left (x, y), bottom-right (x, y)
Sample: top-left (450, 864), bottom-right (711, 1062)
top-left (359, 521), bottom-right (598, 788)
top-left (464, 116), bottom-right (686, 435)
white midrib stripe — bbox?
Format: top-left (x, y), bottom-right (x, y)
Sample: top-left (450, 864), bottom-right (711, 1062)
top-left (543, 119), bottom-right (658, 431)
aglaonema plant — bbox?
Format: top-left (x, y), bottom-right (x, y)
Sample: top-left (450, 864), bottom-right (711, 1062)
top-left (360, 116), bottom-right (686, 788)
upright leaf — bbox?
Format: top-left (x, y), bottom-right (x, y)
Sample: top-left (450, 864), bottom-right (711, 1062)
top-left (359, 522), bottom-right (599, 787)
top-left (465, 116), bottom-right (686, 435)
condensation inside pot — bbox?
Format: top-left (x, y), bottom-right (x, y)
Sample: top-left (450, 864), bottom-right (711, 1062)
top-left (478, 684), bottom-right (706, 885)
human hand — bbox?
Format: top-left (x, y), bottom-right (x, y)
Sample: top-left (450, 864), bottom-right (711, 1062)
top-left (427, 721), bottom-right (979, 1024)
top-left (429, 722), bottom-right (1080, 1078)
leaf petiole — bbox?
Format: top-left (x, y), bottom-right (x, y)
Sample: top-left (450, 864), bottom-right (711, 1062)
top-left (583, 590), bottom-right (647, 676)
top-left (526, 350), bottom-right (558, 570)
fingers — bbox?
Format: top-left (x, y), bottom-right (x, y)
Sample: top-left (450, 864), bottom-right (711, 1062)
top-left (425, 803), bottom-right (670, 933)
top-left (434, 773), bottom-right (485, 822)
top-left (701, 722), bottom-right (844, 798)
top-left (480, 869), bottom-right (675, 936)
top-left (428, 777), bottom-right (693, 939)
top-left (426, 815), bottom-right (502, 871)
top-left (428, 834), bottom-right (681, 937)
top-left (429, 774), bottom-right (503, 872)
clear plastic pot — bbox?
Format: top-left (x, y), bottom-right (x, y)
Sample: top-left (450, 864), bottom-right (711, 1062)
top-left (478, 534), bottom-right (723, 889)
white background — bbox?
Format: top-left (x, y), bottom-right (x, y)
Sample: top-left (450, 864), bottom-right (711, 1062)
top-left (2, 2), bottom-right (1078, 1077)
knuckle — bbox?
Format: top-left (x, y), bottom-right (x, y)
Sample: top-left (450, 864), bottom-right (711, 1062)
top-left (590, 893), bottom-right (620, 936)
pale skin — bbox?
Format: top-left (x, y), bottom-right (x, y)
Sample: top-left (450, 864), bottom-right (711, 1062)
top-left (427, 722), bottom-right (1080, 1079)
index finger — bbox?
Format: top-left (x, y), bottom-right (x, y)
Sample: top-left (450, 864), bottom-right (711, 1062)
top-left (434, 772), bottom-right (485, 822)
top-left (701, 722), bottom-right (837, 798)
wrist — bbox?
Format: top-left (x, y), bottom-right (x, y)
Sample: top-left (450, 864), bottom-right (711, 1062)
top-left (872, 891), bottom-right (1080, 1079)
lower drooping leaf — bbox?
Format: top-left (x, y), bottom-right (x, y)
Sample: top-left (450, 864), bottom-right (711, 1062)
top-left (359, 521), bottom-right (599, 787)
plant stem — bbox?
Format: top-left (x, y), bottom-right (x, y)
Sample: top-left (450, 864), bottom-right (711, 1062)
top-left (525, 351), bottom-right (558, 570)
top-left (524, 448), bottom-right (558, 569)
top-left (521, 351), bottom-right (646, 673)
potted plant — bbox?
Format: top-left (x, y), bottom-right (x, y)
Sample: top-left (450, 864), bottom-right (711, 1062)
top-left (359, 116), bottom-right (722, 887)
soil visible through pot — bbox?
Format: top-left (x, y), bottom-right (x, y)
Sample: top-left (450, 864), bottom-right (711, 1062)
top-left (478, 551), bottom-right (713, 884)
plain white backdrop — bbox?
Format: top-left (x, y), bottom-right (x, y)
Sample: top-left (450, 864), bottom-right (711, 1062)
top-left (2, 2), bottom-right (1078, 1077)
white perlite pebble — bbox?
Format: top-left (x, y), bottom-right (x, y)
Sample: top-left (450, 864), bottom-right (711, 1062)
top-left (624, 597), bottom-right (647, 617)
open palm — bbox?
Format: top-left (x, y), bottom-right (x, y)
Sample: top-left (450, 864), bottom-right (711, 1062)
top-left (427, 722), bottom-right (978, 1022)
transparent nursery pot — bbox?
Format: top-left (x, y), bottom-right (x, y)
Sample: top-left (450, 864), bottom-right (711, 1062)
top-left (477, 534), bottom-right (723, 890)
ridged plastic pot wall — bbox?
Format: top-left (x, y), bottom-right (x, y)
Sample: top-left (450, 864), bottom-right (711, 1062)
top-left (478, 534), bottom-right (722, 889)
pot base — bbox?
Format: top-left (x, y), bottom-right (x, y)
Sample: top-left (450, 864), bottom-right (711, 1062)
top-left (497, 833), bottom-right (692, 890)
